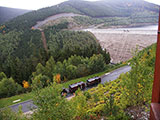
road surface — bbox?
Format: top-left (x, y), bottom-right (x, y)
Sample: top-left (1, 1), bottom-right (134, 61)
top-left (101, 65), bottom-right (131, 84)
top-left (9, 100), bottom-right (37, 113)
top-left (9, 65), bottom-right (131, 113)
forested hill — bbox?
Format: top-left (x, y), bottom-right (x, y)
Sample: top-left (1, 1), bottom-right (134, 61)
top-left (1, 0), bottom-right (159, 32)
top-left (0, 6), bottom-right (31, 24)
top-left (0, 0), bottom-right (158, 98)
top-left (64, 0), bottom-right (159, 17)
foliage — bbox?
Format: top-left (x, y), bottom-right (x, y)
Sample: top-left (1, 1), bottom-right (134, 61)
top-left (103, 95), bottom-right (120, 116)
top-left (64, 0), bottom-right (158, 17)
top-left (0, 72), bottom-right (7, 81)
top-left (119, 44), bottom-right (155, 107)
top-left (62, 44), bottom-right (155, 119)
top-left (33, 54), bottom-right (107, 85)
top-left (0, 76), bottom-right (23, 98)
top-left (54, 74), bottom-right (61, 84)
top-left (46, 30), bottom-right (110, 62)
top-left (0, 30), bottom-right (45, 85)
top-left (2, 0), bottom-right (157, 101)
top-left (32, 83), bottom-right (75, 120)
top-left (1, 0), bottom-right (158, 32)
top-left (0, 43), bottom-right (155, 119)
top-left (32, 74), bottom-right (50, 90)
top-left (0, 27), bottom-right (109, 92)
top-left (22, 80), bottom-right (30, 89)
top-left (74, 15), bottom-right (158, 28)
top-left (0, 63), bottom-right (123, 109)
top-left (0, 107), bottom-right (28, 120)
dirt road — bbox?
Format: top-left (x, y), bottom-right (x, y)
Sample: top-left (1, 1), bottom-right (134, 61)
top-left (41, 31), bottom-right (48, 52)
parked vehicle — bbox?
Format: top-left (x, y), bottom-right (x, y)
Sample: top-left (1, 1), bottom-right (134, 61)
top-left (69, 81), bottom-right (85, 93)
top-left (86, 77), bottom-right (101, 87)
top-left (61, 77), bottom-right (101, 95)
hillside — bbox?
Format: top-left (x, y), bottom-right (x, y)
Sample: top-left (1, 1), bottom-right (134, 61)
top-left (64, 0), bottom-right (159, 17)
top-left (0, 0), bottom-right (158, 99)
top-left (30, 44), bottom-right (157, 119)
top-left (0, 43), bottom-right (156, 119)
top-left (0, 6), bottom-right (30, 24)
top-left (0, 21), bottom-right (110, 97)
top-left (1, 0), bottom-right (159, 32)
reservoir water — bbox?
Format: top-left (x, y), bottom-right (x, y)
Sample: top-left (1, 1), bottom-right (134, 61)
top-left (84, 25), bottom-right (158, 35)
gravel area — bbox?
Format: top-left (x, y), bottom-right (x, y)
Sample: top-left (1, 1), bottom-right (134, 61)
top-left (126, 105), bottom-right (150, 120)
top-left (84, 27), bottom-right (157, 63)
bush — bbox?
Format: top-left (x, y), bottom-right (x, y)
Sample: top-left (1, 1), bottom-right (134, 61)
top-left (83, 91), bottom-right (91, 100)
top-left (0, 72), bottom-right (7, 81)
top-left (120, 45), bottom-right (155, 107)
top-left (108, 112), bottom-right (131, 120)
top-left (32, 83), bottom-right (74, 120)
top-left (0, 107), bottom-right (27, 120)
top-left (89, 54), bottom-right (106, 74)
top-left (32, 74), bottom-right (50, 90)
top-left (0, 77), bottom-right (23, 98)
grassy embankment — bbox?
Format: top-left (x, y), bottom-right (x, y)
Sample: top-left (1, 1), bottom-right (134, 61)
top-left (0, 63), bottom-right (126, 109)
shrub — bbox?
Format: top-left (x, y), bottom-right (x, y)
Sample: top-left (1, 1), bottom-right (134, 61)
top-left (32, 74), bottom-right (50, 90)
top-left (32, 83), bottom-right (74, 120)
top-left (0, 72), bottom-right (7, 81)
top-left (0, 107), bottom-right (27, 120)
top-left (0, 77), bottom-right (23, 98)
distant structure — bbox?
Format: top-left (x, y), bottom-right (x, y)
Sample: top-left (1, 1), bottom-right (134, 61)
top-left (150, 8), bottom-right (160, 120)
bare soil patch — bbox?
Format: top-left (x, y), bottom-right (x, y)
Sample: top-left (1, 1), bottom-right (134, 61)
top-left (90, 29), bottom-right (157, 63)
top-left (41, 31), bottom-right (48, 52)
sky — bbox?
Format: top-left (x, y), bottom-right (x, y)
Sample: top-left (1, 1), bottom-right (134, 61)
top-left (0, 0), bottom-right (160, 10)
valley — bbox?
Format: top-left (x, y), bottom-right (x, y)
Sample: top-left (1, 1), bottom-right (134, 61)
top-left (31, 12), bottom-right (158, 63)
top-left (0, 0), bottom-right (159, 119)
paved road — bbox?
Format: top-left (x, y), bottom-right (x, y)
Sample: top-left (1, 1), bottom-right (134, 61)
top-left (101, 65), bottom-right (131, 84)
top-left (9, 65), bottom-right (131, 113)
top-left (9, 100), bottom-right (37, 113)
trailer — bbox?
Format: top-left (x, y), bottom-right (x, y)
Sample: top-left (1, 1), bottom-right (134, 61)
top-left (69, 81), bottom-right (85, 93)
top-left (86, 77), bottom-right (101, 87)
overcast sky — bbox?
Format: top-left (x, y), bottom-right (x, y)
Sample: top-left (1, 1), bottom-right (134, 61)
top-left (0, 0), bottom-right (159, 10)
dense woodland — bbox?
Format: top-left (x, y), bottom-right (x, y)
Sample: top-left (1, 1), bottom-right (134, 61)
top-left (0, 19), bottom-right (110, 98)
top-left (0, 0), bottom-right (159, 119)
top-left (73, 14), bottom-right (158, 28)
top-left (0, 44), bottom-right (156, 119)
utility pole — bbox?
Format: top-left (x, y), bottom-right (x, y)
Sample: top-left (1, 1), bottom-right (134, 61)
top-left (150, 7), bottom-right (160, 120)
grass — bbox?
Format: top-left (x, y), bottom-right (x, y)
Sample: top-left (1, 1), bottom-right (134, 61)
top-left (0, 63), bottom-right (126, 109)
top-left (0, 92), bottom-right (33, 109)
